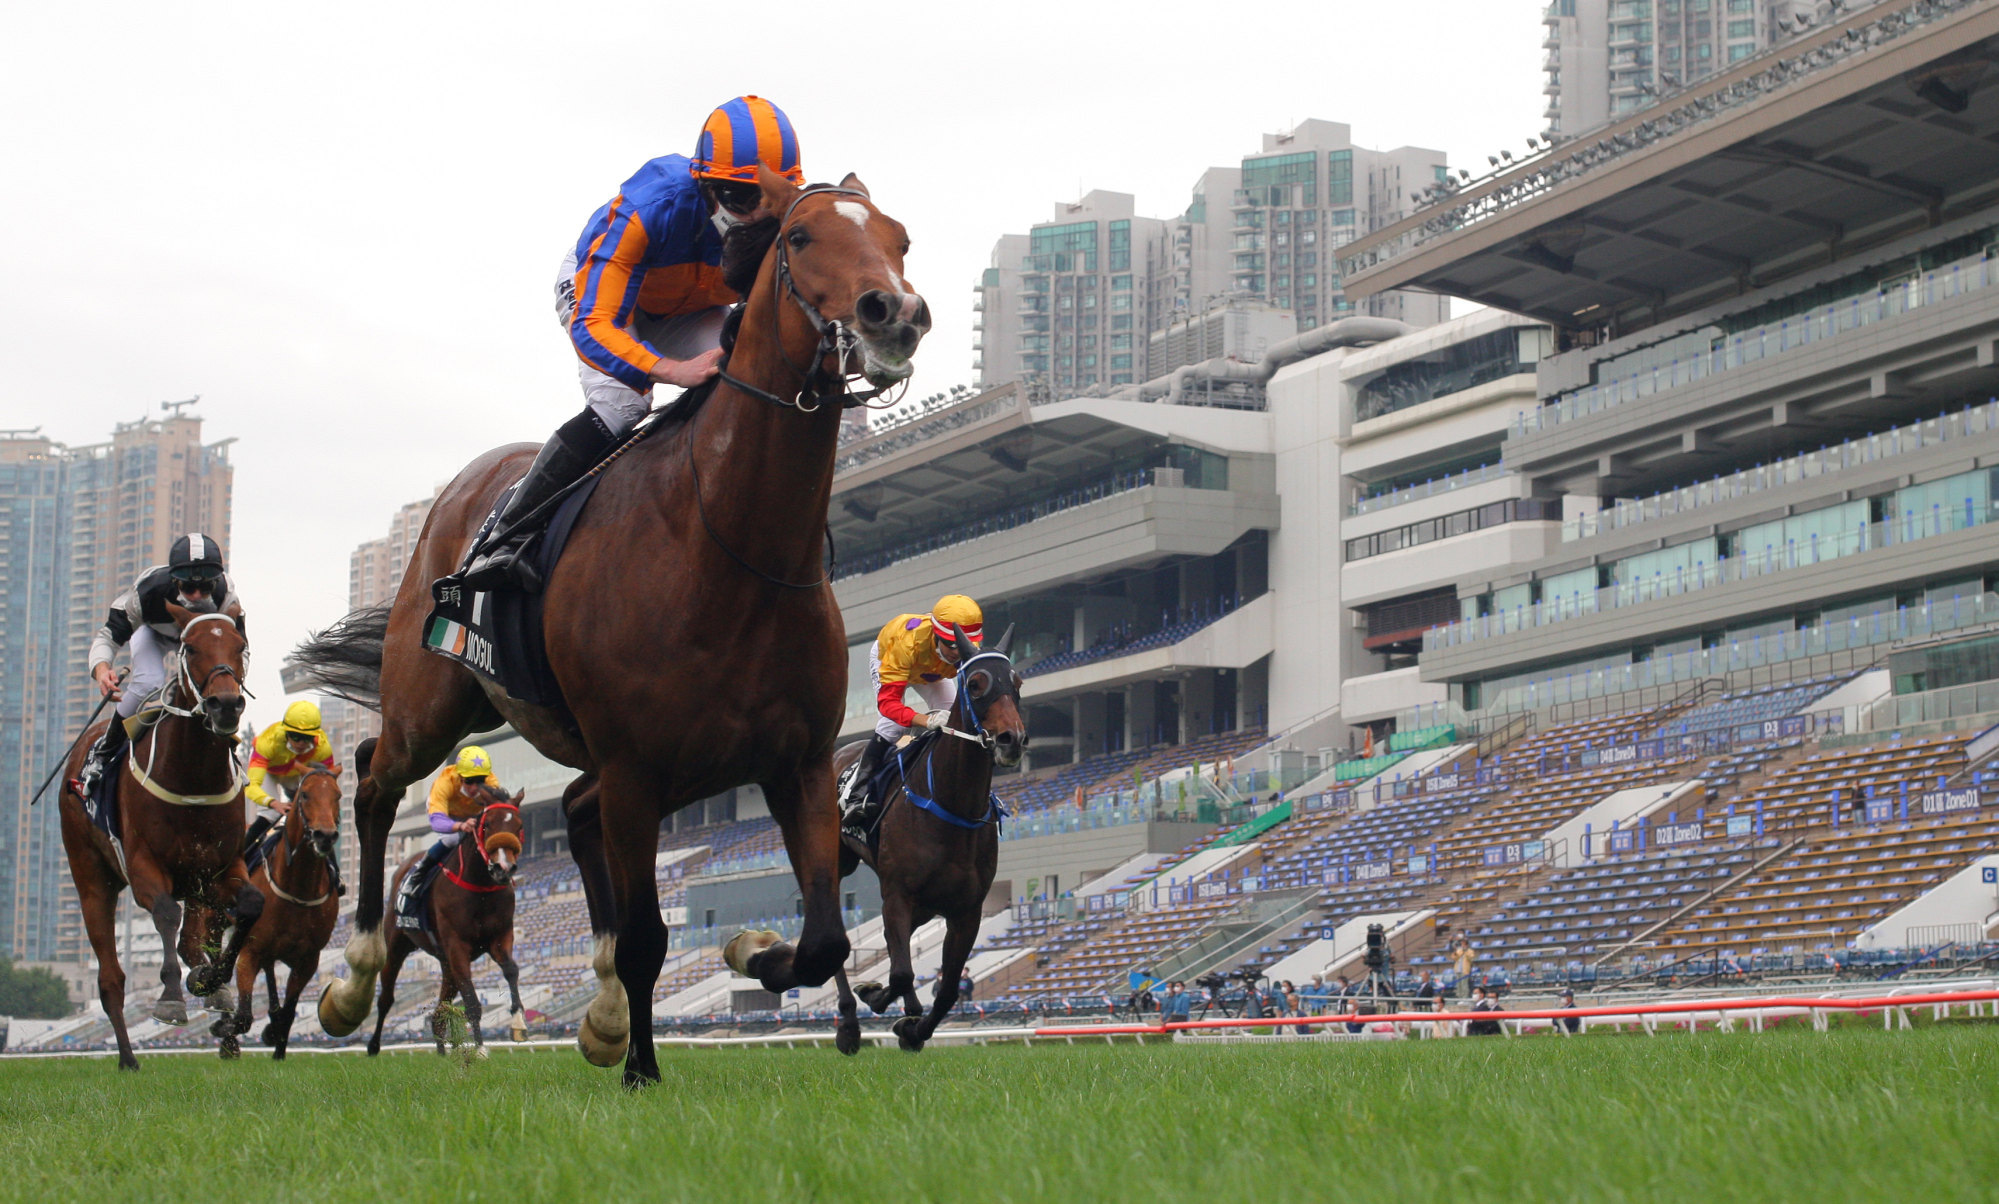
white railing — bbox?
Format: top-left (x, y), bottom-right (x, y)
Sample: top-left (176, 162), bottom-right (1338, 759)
top-left (1349, 461), bottom-right (1509, 517)
top-left (1565, 400), bottom-right (1999, 541)
top-left (1520, 250), bottom-right (1999, 437)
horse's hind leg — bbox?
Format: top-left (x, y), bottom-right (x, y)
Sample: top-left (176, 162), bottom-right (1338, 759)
top-left (366, 933), bottom-right (415, 1056)
top-left (219, 941), bottom-right (259, 1060)
top-left (563, 777), bottom-right (628, 1068)
top-left (264, 964), bottom-right (280, 1016)
top-left (833, 965), bottom-right (862, 1056)
top-left (908, 912), bottom-right (979, 1050)
top-left (599, 771), bottom-right (668, 1089)
top-left (735, 764), bottom-right (850, 992)
top-left (327, 666), bottom-right (488, 1036)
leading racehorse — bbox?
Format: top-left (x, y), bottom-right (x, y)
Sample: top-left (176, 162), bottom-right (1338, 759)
top-left (218, 763), bottom-right (341, 1060)
top-left (58, 604), bottom-right (253, 1070)
top-left (831, 627), bottom-right (1025, 1054)
top-left (292, 166), bottom-right (930, 1086)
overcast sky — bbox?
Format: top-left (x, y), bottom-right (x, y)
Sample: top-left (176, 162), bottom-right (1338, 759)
top-left (1, 0), bottom-right (1546, 722)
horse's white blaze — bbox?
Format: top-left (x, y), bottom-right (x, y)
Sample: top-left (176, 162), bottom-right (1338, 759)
top-left (834, 200), bottom-right (870, 229)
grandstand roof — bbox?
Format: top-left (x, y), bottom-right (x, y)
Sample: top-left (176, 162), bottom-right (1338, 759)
top-left (1339, 0), bottom-right (1999, 334)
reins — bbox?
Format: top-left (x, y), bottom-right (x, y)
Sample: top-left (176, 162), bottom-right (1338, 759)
top-left (885, 650), bottom-right (1018, 831)
top-left (442, 799), bottom-right (519, 894)
top-left (264, 765), bottom-right (337, 908)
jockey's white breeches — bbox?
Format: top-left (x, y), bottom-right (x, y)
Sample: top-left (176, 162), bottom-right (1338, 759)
top-left (555, 249), bottom-right (729, 435)
top-left (869, 642), bottom-right (957, 742)
top-left (115, 626), bottom-right (170, 721)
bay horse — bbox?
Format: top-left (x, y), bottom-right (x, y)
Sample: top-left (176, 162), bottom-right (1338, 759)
top-left (293, 166), bottom-right (929, 1087)
top-left (830, 628), bottom-right (1025, 1054)
top-left (217, 763), bottom-right (341, 1059)
top-left (57, 604), bottom-right (252, 1070)
top-left (366, 777), bottom-right (527, 1056)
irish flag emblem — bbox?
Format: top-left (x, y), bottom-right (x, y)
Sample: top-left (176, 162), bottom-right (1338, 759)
top-left (427, 617), bottom-right (468, 656)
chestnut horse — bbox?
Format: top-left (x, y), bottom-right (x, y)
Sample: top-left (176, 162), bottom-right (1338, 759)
top-left (366, 778), bottom-right (527, 1056)
top-left (217, 763), bottom-right (341, 1059)
top-left (830, 630), bottom-right (1025, 1054)
top-left (294, 167), bottom-right (929, 1087)
top-left (58, 605), bottom-right (252, 1070)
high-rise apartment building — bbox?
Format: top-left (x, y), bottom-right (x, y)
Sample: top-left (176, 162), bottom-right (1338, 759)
top-left (0, 411), bottom-right (232, 965)
top-left (1542, 0), bottom-right (1873, 135)
top-left (974, 121), bottom-right (1449, 393)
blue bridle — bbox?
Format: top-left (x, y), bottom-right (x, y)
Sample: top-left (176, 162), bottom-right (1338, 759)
top-left (891, 650), bottom-right (1017, 831)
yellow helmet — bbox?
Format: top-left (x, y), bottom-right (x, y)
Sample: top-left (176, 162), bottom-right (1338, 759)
top-left (455, 746), bottom-right (493, 780)
top-left (281, 700), bottom-right (322, 735)
top-left (930, 595), bottom-right (984, 646)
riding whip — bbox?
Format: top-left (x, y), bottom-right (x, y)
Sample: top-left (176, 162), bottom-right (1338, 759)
top-left (29, 669), bottom-right (127, 807)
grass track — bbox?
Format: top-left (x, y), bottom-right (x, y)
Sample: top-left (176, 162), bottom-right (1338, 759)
top-left (2, 1027), bottom-right (1996, 1202)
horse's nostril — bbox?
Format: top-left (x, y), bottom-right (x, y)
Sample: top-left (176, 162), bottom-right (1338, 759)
top-left (857, 290), bottom-right (895, 328)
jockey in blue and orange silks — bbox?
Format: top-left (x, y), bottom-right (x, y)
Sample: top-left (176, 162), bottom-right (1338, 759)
top-left (463, 96), bottom-right (806, 592)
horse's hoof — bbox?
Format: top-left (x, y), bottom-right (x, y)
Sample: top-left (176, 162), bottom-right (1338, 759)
top-left (271, 1047), bottom-right (287, 1062)
top-left (260, 1022), bottom-right (278, 1045)
top-left (836, 1024), bottom-right (862, 1056)
top-left (722, 929), bottom-right (782, 977)
top-left (117, 1055), bottom-right (140, 1072)
top-left (892, 1015), bottom-right (925, 1053)
top-left (621, 1067), bottom-right (660, 1092)
top-left (209, 1014), bottom-right (234, 1040)
top-left (317, 978), bottom-right (370, 1038)
top-left (204, 986), bottom-right (236, 1014)
top-left (152, 999), bottom-right (188, 1026)
top-left (185, 965), bottom-right (224, 997)
top-left (577, 1012), bottom-right (629, 1068)
top-left (472, 1045), bottom-right (490, 1060)
top-left (510, 1024), bottom-right (527, 1043)
top-left (218, 1037), bottom-right (241, 1061)
top-left (853, 982), bottom-right (890, 1014)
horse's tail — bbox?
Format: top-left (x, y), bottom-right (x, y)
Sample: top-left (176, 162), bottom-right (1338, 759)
top-left (289, 604), bottom-right (391, 711)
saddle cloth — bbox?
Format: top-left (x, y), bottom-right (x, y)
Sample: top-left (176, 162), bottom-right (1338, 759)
top-left (396, 860), bottom-right (442, 937)
top-left (422, 475), bottom-right (602, 709)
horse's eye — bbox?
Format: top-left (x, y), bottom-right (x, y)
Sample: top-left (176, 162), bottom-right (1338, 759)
top-left (788, 227), bottom-right (811, 250)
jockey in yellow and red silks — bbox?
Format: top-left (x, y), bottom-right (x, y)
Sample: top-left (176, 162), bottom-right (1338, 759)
top-left (463, 96), bottom-right (806, 594)
top-left (839, 595), bottom-right (984, 827)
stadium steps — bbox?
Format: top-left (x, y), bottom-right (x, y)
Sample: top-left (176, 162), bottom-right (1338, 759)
top-left (1592, 834), bottom-right (1809, 965)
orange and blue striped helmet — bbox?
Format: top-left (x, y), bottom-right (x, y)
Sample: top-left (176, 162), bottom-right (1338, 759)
top-left (691, 96), bottom-right (804, 185)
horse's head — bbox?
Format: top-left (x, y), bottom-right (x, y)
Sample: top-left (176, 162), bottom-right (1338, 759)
top-left (742, 166), bottom-right (931, 388)
top-left (166, 601), bottom-right (247, 736)
top-left (294, 764), bottom-right (342, 865)
top-left (467, 784), bottom-right (525, 885)
top-left (948, 624), bottom-right (1028, 769)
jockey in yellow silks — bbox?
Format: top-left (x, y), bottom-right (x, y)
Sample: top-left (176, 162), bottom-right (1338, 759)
top-left (397, 746), bottom-right (504, 921)
top-left (839, 594), bottom-right (983, 831)
top-left (242, 699), bottom-right (340, 886)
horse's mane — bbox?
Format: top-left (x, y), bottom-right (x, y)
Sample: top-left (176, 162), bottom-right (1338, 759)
top-left (721, 216), bottom-right (781, 297)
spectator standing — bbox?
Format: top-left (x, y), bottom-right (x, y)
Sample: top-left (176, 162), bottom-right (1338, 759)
top-left (1451, 937), bottom-right (1475, 999)
top-left (1303, 974), bottom-right (1331, 1014)
top-left (1416, 970), bottom-right (1439, 1013)
top-left (1340, 974), bottom-right (1365, 1034)
top-left (1284, 981), bottom-right (1309, 1036)
top-left (1161, 981), bottom-right (1192, 1022)
top-left (959, 971), bottom-right (975, 1002)
top-left (1557, 987), bottom-right (1581, 1035)
top-left (1468, 986), bottom-right (1503, 1036)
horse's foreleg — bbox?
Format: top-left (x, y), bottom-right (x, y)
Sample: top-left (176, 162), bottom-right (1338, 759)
top-left (269, 957), bottom-right (315, 1060)
top-left (449, 942), bottom-right (485, 1054)
top-left (322, 767), bottom-right (400, 1037)
top-left (141, 892), bottom-right (187, 1026)
top-left (911, 912), bottom-right (979, 1049)
top-left (564, 779), bottom-right (627, 1069)
top-left (219, 938), bottom-right (258, 1060)
top-left (492, 931), bottom-right (527, 1042)
top-left (264, 964), bottom-right (280, 1017)
top-left (833, 965), bottom-right (862, 1057)
top-left (601, 780), bottom-right (667, 1089)
top-left (366, 934), bottom-right (414, 1057)
top-left (191, 873), bottom-right (258, 1002)
top-left (741, 763), bottom-right (850, 991)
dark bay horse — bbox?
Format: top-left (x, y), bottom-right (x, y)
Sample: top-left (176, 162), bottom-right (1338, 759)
top-left (293, 167), bottom-right (930, 1087)
top-left (58, 604), bottom-right (252, 1070)
top-left (218, 763), bottom-right (340, 1059)
top-left (829, 629), bottom-right (1025, 1054)
top-left (366, 779), bottom-right (527, 1056)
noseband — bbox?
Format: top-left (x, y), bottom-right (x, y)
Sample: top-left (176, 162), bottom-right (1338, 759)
top-left (153, 612), bottom-right (251, 724)
top-left (443, 798), bottom-right (520, 894)
top-left (264, 765), bottom-right (339, 908)
top-left (716, 184), bottom-right (908, 414)
top-left (937, 651), bottom-right (1018, 755)
top-left (126, 613), bottom-right (250, 807)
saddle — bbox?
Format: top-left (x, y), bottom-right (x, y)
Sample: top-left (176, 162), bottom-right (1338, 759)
top-left (423, 476), bottom-right (601, 711)
top-left (243, 825), bottom-right (283, 876)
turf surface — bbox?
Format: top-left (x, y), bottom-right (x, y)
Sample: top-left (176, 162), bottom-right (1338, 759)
top-left (1, 1026), bottom-right (1995, 1202)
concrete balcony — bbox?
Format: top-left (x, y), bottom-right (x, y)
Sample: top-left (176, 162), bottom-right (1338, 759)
top-left (833, 483), bottom-right (1279, 643)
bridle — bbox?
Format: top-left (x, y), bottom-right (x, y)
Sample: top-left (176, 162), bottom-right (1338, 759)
top-left (127, 612), bottom-right (251, 807)
top-left (264, 764), bottom-right (338, 908)
top-left (936, 651), bottom-right (1019, 755)
top-left (883, 649), bottom-right (1020, 832)
top-left (443, 796), bottom-right (520, 894)
top-left (715, 184), bottom-right (911, 415)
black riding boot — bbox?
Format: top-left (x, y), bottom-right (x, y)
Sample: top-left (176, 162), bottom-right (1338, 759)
top-left (840, 735), bottom-right (895, 834)
top-left (396, 840), bottom-right (452, 923)
top-left (242, 815), bottom-right (276, 869)
top-left (460, 409), bottom-right (620, 593)
top-left (72, 716), bottom-right (129, 804)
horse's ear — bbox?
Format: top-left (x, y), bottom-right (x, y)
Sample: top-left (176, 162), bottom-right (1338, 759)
top-left (756, 163), bottom-right (800, 215)
top-left (952, 627), bottom-right (976, 662)
top-left (511, 789), bottom-right (526, 806)
top-left (994, 624), bottom-right (1015, 656)
top-left (838, 172), bottom-right (870, 199)
top-left (166, 601), bottom-right (194, 629)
